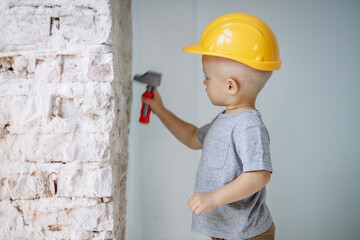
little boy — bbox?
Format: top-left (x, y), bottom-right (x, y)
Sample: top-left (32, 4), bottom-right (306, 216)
top-left (142, 13), bottom-right (281, 240)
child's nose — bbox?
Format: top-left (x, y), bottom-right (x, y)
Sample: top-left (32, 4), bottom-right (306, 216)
top-left (203, 79), bottom-right (207, 86)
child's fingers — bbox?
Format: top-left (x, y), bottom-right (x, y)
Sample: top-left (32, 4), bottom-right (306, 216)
top-left (188, 198), bottom-right (193, 208)
top-left (142, 94), bottom-right (157, 105)
top-left (190, 204), bottom-right (197, 214)
top-left (141, 96), bottom-right (152, 104)
top-left (191, 204), bottom-right (200, 215)
top-left (188, 195), bottom-right (199, 214)
top-left (189, 196), bottom-right (203, 216)
top-left (141, 89), bottom-right (158, 104)
top-left (194, 207), bottom-right (202, 216)
top-left (188, 197), bottom-right (195, 210)
top-left (152, 88), bottom-right (159, 96)
top-left (189, 193), bottom-right (206, 216)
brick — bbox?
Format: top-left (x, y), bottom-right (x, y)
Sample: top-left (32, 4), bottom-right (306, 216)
top-left (88, 52), bottom-right (113, 82)
top-left (0, 200), bottom-right (25, 239)
top-left (0, 132), bottom-right (110, 163)
top-left (12, 55), bottom-right (35, 78)
top-left (34, 55), bottom-right (62, 83)
top-left (18, 199), bottom-right (113, 231)
top-left (61, 14), bottom-right (111, 44)
top-left (0, 95), bottom-right (45, 134)
top-left (1, 0), bottom-right (111, 16)
top-left (58, 164), bottom-right (112, 198)
top-left (0, 53), bottom-right (114, 83)
top-left (0, 7), bottom-right (112, 47)
top-left (0, 82), bottom-right (114, 134)
top-left (62, 53), bottom-right (114, 82)
top-left (0, 171), bottom-right (54, 200)
top-left (61, 55), bottom-right (89, 82)
top-left (0, 15), bottom-right (50, 45)
top-left (32, 229), bottom-right (106, 239)
top-left (0, 57), bottom-right (16, 81)
top-left (4, 197), bottom-right (113, 238)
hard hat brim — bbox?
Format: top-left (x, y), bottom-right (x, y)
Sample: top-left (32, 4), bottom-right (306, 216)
top-left (183, 43), bottom-right (281, 71)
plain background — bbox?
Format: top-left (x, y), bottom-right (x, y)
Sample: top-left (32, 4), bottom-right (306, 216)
top-left (126, 0), bottom-right (360, 239)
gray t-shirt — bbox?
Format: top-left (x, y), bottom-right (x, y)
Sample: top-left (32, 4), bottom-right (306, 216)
top-left (192, 109), bottom-right (273, 240)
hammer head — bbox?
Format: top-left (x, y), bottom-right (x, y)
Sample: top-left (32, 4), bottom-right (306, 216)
top-left (133, 70), bottom-right (162, 87)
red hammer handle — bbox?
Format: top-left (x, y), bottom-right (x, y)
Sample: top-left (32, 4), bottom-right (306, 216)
top-left (139, 91), bottom-right (154, 124)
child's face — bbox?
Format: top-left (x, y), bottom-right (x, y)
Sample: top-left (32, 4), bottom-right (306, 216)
top-left (202, 55), bottom-right (231, 106)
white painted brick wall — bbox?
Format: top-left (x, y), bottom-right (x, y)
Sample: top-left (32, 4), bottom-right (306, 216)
top-left (0, 0), bottom-right (132, 239)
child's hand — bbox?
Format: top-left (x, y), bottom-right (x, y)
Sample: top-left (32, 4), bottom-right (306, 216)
top-left (141, 88), bottom-right (165, 116)
top-left (188, 192), bottom-right (218, 216)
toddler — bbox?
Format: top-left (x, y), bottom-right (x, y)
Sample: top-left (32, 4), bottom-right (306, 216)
top-left (142, 13), bottom-right (281, 240)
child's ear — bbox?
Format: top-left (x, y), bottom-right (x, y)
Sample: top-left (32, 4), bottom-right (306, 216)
top-left (227, 78), bottom-right (239, 95)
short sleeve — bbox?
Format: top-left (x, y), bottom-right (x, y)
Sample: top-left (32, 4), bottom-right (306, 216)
top-left (234, 125), bottom-right (272, 173)
top-left (196, 123), bottom-right (211, 144)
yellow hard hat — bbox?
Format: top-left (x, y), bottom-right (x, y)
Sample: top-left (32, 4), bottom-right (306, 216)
top-left (183, 13), bottom-right (281, 71)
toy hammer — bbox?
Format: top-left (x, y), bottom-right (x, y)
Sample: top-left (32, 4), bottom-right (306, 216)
top-left (133, 70), bottom-right (162, 124)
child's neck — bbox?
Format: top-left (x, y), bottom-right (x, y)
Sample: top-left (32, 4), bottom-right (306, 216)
top-left (224, 104), bottom-right (256, 114)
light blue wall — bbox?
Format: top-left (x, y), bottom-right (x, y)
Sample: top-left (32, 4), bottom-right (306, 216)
top-left (127, 1), bottom-right (360, 239)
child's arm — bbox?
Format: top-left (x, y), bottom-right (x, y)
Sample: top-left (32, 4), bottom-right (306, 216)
top-left (188, 170), bottom-right (271, 216)
top-left (142, 88), bottom-right (202, 150)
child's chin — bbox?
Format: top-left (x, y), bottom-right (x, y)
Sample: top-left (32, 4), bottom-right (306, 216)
top-left (209, 100), bottom-right (224, 106)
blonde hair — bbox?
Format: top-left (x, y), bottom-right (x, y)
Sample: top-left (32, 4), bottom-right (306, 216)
top-left (240, 64), bottom-right (272, 96)
top-left (208, 56), bottom-right (272, 97)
